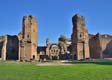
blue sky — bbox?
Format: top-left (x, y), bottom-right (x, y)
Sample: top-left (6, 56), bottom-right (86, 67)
top-left (0, 0), bottom-right (112, 46)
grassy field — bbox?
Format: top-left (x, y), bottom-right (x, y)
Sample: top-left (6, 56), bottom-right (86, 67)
top-left (0, 60), bottom-right (112, 80)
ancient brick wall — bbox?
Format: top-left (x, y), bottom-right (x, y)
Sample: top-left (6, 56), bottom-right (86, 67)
top-left (0, 36), bottom-right (4, 58)
top-left (19, 15), bottom-right (38, 61)
top-left (100, 35), bottom-right (112, 57)
top-left (1, 35), bottom-right (19, 60)
top-left (71, 14), bottom-right (90, 60)
top-left (89, 33), bottom-right (112, 58)
top-left (89, 33), bottom-right (102, 58)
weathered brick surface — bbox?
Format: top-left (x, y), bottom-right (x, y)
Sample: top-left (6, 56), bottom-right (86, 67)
top-left (71, 14), bottom-right (90, 60)
top-left (1, 35), bottom-right (19, 60)
top-left (18, 15), bottom-right (38, 61)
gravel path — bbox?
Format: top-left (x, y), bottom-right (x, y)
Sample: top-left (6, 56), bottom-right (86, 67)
top-left (36, 62), bottom-right (72, 66)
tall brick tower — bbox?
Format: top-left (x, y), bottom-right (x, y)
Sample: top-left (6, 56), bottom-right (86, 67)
top-left (71, 14), bottom-right (90, 60)
top-left (18, 15), bottom-right (38, 61)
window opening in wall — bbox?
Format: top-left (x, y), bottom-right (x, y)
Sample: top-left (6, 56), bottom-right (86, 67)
top-left (27, 34), bottom-right (29, 38)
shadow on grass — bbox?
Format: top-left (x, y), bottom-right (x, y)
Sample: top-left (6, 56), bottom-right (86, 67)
top-left (63, 59), bottom-right (112, 65)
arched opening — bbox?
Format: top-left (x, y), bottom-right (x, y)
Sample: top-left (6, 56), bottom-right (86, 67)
top-left (33, 55), bottom-right (35, 60)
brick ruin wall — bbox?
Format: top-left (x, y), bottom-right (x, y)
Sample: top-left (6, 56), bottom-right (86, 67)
top-left (0, 35), bottom-right (19, 60)
top-left (89, 34), bottom-right (112, 58)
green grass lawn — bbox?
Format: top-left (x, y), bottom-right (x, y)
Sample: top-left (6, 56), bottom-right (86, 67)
top-left (0, 60), bottom-right (112, 80)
